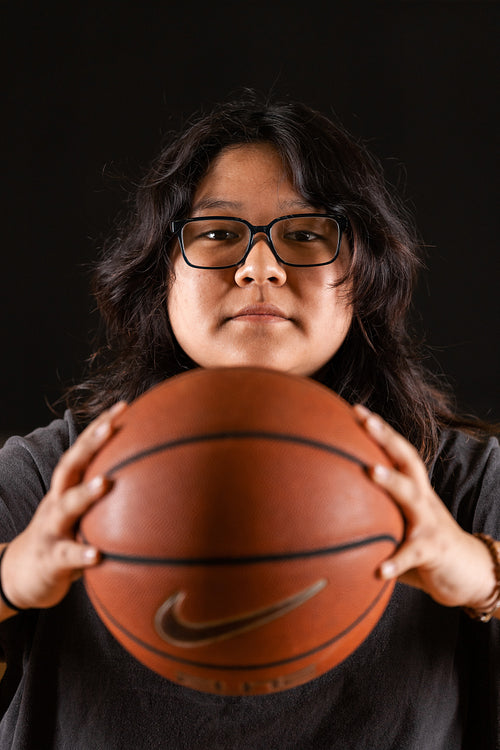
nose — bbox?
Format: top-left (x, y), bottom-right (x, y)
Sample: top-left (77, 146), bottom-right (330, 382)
top-left (234, 236), bottom-right (287, 288)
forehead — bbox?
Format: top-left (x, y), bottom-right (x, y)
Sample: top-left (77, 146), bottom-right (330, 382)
top-left (207, 142), bottom-right (289, 180)
top-left (191, 143), bottom-right (315, 215)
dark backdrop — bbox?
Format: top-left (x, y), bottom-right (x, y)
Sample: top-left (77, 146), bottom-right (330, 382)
top-left (2, 1), bottom-right (499, 437)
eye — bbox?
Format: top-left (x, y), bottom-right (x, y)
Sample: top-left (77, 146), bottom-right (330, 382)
top-left (187, 220), bottom-right (246, 244)
top-left (202, 229), bottom-right (239, 241)
top-left (284, 229), bottom-right (321, 242)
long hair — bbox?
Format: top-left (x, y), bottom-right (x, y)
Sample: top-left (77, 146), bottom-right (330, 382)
top-left (64, 90), bottom-right (492, 463)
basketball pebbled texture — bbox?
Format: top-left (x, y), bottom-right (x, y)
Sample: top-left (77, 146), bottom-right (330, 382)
top-left (80, 367), bottom-right (404, 695)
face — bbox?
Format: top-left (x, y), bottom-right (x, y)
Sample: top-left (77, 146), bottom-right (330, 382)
top-left (167, 143), bottom-right (353, 377)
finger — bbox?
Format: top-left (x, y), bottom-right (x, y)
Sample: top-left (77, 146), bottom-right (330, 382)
top-left (50, 539), bottom-right (101, 572)
top-left (369, 463), bottom-right (424, 523)
top-left (49, 474), bottom-right (114, 534)
top-left (377, 538), bottom-right (438, 584)
top-left (354, 404), bottom-right (427, 481)
top-left (51, 402), bottom-right (127, 494)
top-left (378, 544), bottom-right (416, 580)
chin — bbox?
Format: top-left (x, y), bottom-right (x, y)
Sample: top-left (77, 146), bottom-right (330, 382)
top-left (224, 360), bottom-right (318, 378)
top-left (202, 354), bottom-right (292, 373)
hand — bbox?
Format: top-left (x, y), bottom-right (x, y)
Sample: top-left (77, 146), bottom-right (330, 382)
top-left (353, 405), bottom-right (498, 613)
top-left (0, 402), bottom-right (127, 615)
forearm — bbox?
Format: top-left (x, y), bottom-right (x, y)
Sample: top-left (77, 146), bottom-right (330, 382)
top-left (0, 543), bottom-right (20, 622)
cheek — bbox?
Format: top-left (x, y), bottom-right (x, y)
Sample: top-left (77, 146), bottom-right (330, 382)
top-left (302, 262), bottom-right (351, 318)
top-left (308, 276), bottom-right (353, 349)
top-left (167, 281), bottom-right (203, 364)
top-left (167, 265), bottom-right (193, 336)
top-left (167, 265), bottom-right (220, 339)
top-left (323, 250), bottom-right (352, 320)
top-left (314, 296), bottom-right (352, 337)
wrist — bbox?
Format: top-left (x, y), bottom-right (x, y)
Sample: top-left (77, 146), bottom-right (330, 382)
top-left (462, 534), bottom-right (500, 622)
top-left (0, 545), bottom-right (26, 614)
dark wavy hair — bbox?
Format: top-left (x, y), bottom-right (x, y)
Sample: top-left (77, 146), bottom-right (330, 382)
top-left (64, 90), bottom-right (492, 463)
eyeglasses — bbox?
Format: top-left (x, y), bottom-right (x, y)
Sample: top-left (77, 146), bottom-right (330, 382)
top-left (170, 214), bottom-right (348, 269)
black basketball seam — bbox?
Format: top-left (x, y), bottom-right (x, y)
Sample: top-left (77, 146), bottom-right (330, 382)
top-left (104, 431), bottom-right (369, 477)
top-left (79, 533), bottom-right (400, 566)
top-left (85, 576), bottom-right (393, 672)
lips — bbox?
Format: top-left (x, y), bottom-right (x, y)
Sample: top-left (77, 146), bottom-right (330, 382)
top-left (231, 304), bottom-right (289, 321)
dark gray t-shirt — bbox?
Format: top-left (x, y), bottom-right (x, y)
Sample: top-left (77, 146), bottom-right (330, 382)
top-left (0, 412), bottom-right (498, 749)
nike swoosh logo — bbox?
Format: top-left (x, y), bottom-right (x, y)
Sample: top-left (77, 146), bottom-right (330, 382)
top-left (154, 579), bottom-right (327, 647)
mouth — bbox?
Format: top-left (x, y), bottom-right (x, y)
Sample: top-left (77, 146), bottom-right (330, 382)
top-left (230, 304), bottom-right (289, 322)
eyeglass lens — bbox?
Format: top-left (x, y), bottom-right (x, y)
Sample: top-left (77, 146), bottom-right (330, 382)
top-left (181, 216), bottom-right (340, 268)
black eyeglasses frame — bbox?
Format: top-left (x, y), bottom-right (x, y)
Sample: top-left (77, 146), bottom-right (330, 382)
top-left (169, 213), bottom-right (349, 269)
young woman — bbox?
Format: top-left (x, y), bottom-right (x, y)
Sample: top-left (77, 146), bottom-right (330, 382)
top-left (0, 92), bottom-right (498, 749)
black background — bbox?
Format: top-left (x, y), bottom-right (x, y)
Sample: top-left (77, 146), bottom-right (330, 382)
top-left (2, 1), bottom-right (498, 437)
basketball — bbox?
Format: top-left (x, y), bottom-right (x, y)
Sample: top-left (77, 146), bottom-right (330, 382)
top-left (80, 367), bottom-right (404, 696)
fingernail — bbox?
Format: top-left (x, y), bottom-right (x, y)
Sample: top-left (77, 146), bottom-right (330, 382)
top-left (380, 561), bottom-right (396, 579)
top-left (354, 404), bottom-right (371, 418)
top-left (87, 475), bottom-right (106, 493)
top-left (109, 401), bottom-right (127, 416)
top-left (373, 464), bottom-right (390, 481)
top-left (94, 421), bottom-right (112, 439)
top-left (366, 415), bottom-right (383, 434)
top-left (83, 546), bottom-right (98, 563)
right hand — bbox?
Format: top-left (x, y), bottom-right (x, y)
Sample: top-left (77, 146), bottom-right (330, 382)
top-left (0, 402), bottom-right (128, 616)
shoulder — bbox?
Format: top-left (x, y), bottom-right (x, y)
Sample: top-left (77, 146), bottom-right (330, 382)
top-left (1, 411), bottom-right (79, 481)
top-left (430, 429), bottom-right (500, 534)
top-left (432, 429), bottom-right (499, 474)
top-left (0, 411), bottom-right (79, 537)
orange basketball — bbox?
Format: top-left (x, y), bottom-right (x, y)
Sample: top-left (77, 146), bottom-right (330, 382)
top-left (80, 367), bottom-right (403, 696)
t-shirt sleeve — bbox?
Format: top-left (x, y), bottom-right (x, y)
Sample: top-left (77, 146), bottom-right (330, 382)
top-left (431, 431), bottom-right (500, 537)
top-left (0, 412), bottom-right (78, 541)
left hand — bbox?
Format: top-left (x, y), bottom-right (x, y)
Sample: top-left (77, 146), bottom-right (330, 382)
top-left (353, 405), bottom-right (498, 613)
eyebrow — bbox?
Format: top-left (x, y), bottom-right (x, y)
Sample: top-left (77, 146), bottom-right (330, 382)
top-left (191, 199), bottom-right (243, 213)
top-left (191, 197), bottom-right (320, 214)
